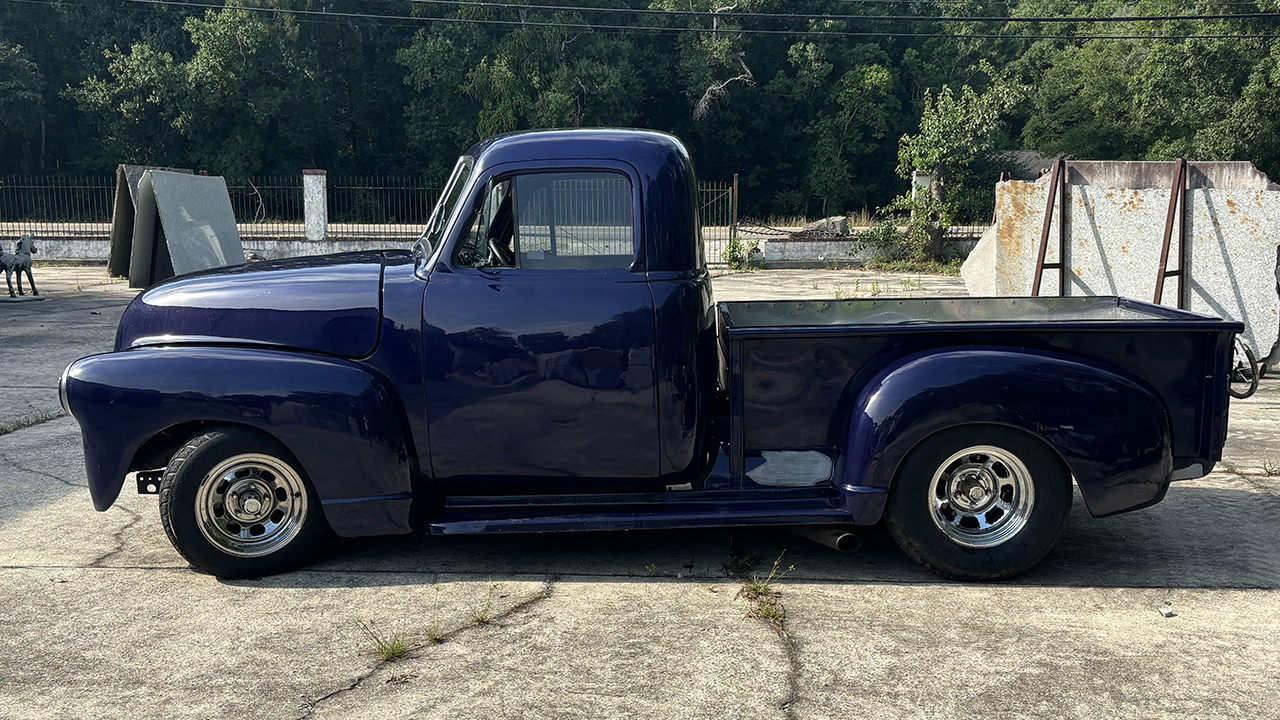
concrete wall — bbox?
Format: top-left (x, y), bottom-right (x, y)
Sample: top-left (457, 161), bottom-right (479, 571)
top-left (963, 171), bottom-right (1280, 358)
top-left (35, 237), bottom-right (416, 262)
top-left (760, 236), bottom-right (978, 266)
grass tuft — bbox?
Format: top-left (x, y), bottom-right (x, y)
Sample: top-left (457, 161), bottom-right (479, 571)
top-left (424, 584), bottom-right (445, 643)
top-left (723, 553), bottom-right (758, 578)
top-left (471, 582), bottom-right (500, 625)
top-left (358, 621), bottom-right (409, 662)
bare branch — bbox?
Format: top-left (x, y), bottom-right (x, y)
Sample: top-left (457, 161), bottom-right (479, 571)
top-left (692, 53), bottom-right (754, 120)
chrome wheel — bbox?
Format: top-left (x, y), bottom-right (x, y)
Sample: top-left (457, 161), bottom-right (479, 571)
top-left (928, 445), bottom-right (1035, 548)
top-left (194, 453), bottom-right (309, 558)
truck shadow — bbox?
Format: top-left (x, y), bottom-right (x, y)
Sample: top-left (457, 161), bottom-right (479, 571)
top-left (265, 480), bottom-right (1280, 591)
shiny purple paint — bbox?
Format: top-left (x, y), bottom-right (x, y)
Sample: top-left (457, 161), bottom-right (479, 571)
top-left (63, 129), bottom-right (1241, 544)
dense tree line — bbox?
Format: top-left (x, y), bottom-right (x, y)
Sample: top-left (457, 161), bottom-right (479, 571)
top-left (2, 0), bottom-right (1279, 220)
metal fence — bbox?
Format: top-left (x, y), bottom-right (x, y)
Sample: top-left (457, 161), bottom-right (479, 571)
top-left (0, 175), bottom-right (116, 241)
top-left (225, 176), bottom-right (303, 239)
top-left (0, 172), bottom-right (746, 263)
top-left (699, 177), bottom-right (738, 265)
top-left (328, 175), bottom-right (446, 240)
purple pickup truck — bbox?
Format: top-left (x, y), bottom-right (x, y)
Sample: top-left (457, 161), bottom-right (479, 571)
top-left (62, 129), bottom-right (1241, 580)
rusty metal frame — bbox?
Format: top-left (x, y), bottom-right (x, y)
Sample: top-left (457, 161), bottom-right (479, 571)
top-left (1031, 159), bottom-right (1068, 297)
top-left (1155, 159), bottom-right (1189, 309)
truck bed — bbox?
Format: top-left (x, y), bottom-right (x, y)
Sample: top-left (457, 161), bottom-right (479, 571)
top-left (719, 295), bottom-right (1209, 329)
top-left (718, 296), bottom-right (1241, 485)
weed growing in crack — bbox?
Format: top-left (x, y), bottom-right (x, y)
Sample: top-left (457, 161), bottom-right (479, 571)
top-left (736, 551), bottom-right (795, 634)
top-left (0, 410), bottom-right (64, 437)
top-left (1263, 460), bottom-right (1280, 477)
top-left (723, 553), bottom-right (758, 578)
top-left (424, 584), bottom-right (444, 644)
top-left (645, 563), bottom-right (658, 577)
top-left (471, 582), bottom-right (500, 625)
top-left (358, 621), bottom-right (409, 662)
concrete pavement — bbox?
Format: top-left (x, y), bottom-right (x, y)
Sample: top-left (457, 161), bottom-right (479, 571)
top-left (1, 266), bottom-right (1277, 719)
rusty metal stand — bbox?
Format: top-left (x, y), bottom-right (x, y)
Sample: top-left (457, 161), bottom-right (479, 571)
top-left (1031, 159), bottom-right (1067, 297)
top-left (1155, 159), bottom-right (1189, 309)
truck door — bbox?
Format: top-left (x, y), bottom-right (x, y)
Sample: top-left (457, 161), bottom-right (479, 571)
top-left (422, 164), bottom-right (659, 495)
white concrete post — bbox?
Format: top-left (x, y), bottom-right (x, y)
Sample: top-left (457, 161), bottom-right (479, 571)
top-left (303, 169), bottom-right (328, 242)
top-left (911, 171), bottom-right (932, 201)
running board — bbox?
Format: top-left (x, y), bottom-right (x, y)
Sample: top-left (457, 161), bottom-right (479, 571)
top-left (427, 490), bottom-right (848, 535)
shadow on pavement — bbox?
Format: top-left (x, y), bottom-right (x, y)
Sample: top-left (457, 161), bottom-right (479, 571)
top-left (250, 481), bottom-right (1280, 591)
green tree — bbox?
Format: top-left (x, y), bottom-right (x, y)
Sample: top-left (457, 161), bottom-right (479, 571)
top-left (0, 40), bottom-right (44, 169)
top-left (884, 76), bottom-right (1019, 259)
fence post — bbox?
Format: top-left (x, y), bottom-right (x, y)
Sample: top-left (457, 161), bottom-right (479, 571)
top-left (303, 169), bottom-right (328, 241)
top-left (731, 173), bottom-right (739, 242)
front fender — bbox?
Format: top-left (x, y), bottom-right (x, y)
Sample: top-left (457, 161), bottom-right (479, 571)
top-left (843, 348), bottom-right (1172, 520)
top-left (65, 347), bottom-right (415, 536)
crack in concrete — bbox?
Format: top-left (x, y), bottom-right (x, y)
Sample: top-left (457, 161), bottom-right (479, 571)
top-left (88, 504), bottom-right (143, 568)
top-left (777, 629), bottom-right (801, 720)
top-left (1, 453), bottom-right (87, 488)
top-left (292, 579), bottom-right (557, 719)
top-left (1237, 474), bottom-right (1280, 499)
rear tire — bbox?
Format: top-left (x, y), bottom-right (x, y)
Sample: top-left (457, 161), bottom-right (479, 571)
top-left (884, 425), bottom-right (1072, 581)
top-left (159, 427), bottom-right (329, 578)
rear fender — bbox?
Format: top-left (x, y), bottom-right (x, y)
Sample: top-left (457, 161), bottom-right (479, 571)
top-left (64, 347), bottom-right (415, 536)
top-left (842, 348), bottom-right (1172, 521)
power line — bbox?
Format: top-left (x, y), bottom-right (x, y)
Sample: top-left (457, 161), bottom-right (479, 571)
top-left (11, 0), bottom-right (1280, 40)
top-left (392, 0), bottom-right (1280, 24)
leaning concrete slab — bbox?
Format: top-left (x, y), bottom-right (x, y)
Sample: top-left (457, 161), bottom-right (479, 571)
top-left (128, 171), bottom-right (244, 287)
top-left (963, 162), bottom-right (1280, 357)
top-left (108, 164), bottom-right (194, 277)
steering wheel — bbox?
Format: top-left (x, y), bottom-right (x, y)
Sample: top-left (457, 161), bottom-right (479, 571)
top-left (488, 237), bottom-right (515, 267)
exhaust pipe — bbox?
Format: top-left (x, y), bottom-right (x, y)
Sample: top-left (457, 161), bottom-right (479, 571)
top-left (784, 526), bottom-right (860, 553)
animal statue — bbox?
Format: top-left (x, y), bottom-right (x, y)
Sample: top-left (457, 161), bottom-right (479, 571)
top-left (0, 234), bottom-right (39, 298)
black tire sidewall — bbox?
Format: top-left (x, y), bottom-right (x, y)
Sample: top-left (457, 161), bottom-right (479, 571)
top-left (885, 425), bottom-right (1072, 581)
top-left (160, 427), bottom-right (328, 578)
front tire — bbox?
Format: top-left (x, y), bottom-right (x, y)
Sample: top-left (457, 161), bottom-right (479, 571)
top-left (884, 425), bottom-right (1072, 581)
top-left (159, 427), bottom-right (329, 578)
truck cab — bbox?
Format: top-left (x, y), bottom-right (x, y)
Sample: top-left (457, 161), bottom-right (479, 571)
top-left (63, 129), bottom-right (1241, 581)
top-left (412, 130), bottom-right (719, 496)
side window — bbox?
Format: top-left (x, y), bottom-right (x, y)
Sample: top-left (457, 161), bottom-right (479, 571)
top-left (453, 179), bottom-right (515, 269)
top-left (515, 172), bottom-right (635, 270)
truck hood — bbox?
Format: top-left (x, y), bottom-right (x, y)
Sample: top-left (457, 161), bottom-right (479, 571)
top-left (115, 251), bottom-right (386, 358)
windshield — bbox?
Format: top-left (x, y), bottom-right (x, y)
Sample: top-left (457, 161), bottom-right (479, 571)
top-left (413, 155), bottom-right (474, 267)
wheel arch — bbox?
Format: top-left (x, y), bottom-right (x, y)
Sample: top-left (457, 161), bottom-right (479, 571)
top-left (131, 421), bottom-right (284, 473)
top-left (64, 347), bottom-right (418, 536)
top-left (840, 347), bottom-right (1173, 522)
